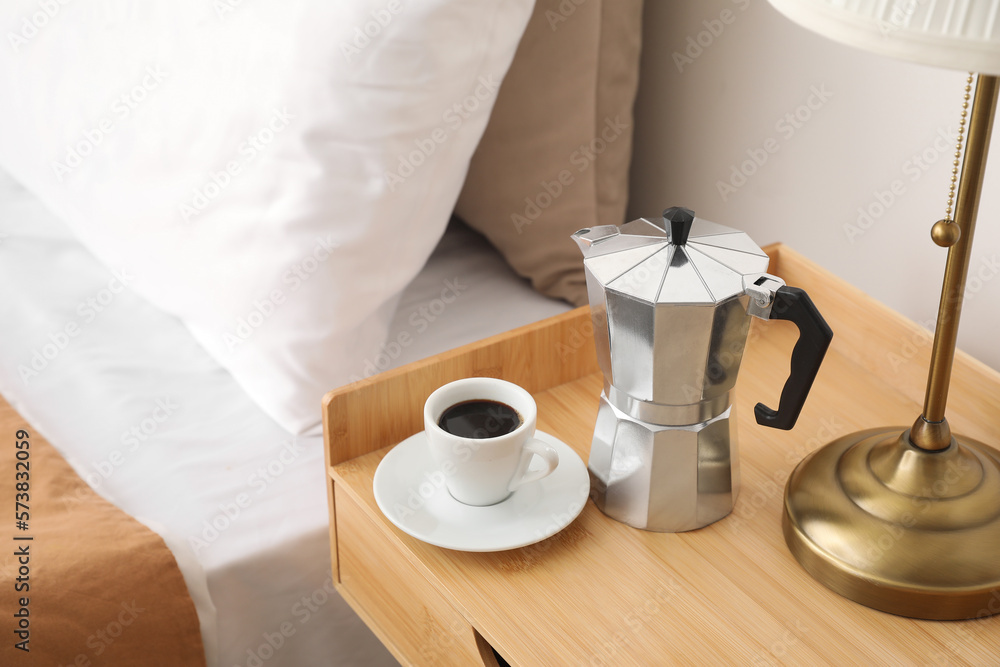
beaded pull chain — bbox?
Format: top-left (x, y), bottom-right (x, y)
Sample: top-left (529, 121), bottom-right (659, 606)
top-left (932, 73), bottom-right (974, 247)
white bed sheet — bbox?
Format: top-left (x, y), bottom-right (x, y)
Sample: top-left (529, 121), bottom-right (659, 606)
top-left (0, 168), bottom-right (571, 666)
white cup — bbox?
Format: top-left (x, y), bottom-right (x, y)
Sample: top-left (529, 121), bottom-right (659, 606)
top-left (424, 378), bottom-right (559, 506)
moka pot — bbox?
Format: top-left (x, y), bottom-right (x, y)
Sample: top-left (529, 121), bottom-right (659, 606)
top-left (572, 207), bottom-right (833, 532)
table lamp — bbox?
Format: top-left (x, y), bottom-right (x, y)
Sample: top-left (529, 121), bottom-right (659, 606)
top-left (767, 0), bottom-right (1000, 620)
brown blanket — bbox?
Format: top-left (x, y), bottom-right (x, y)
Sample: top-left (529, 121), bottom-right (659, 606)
top-left (0, 394), bottom-right (205, 666)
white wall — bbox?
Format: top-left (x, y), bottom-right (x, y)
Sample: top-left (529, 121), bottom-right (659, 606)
top-left (629, 0), bottom-right (1000, 373)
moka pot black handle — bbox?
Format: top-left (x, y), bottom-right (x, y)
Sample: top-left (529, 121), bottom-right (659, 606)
top-left (753, 286), bottom-right (833, 430)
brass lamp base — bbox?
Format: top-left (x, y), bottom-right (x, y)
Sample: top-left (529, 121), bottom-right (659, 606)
top-left (783, 427), bottom-right (1000, 620)
top-left (783, 74), bottom-right (1000, 621)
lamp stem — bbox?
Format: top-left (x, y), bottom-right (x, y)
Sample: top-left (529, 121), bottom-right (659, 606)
top-left (911, 74), bottom-right (999, 451)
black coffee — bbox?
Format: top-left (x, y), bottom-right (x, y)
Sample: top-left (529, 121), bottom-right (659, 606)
top-left (437, 399), bottom-right (521, 439)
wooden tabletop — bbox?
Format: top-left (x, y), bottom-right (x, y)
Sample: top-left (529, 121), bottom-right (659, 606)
top-left (326, 245), bottom-right (1000, 666)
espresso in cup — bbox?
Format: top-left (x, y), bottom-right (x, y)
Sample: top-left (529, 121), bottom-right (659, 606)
top-left (424, 378), bottom-right (559, 506)
top-left (437, 399), bottom-right (521, 439)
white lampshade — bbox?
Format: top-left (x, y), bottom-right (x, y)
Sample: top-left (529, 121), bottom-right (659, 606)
top-left (769, 0), bottom-right (1000, 74)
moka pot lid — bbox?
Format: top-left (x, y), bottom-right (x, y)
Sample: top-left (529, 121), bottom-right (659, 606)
top-left (577, 207), bottom-right (771, 304)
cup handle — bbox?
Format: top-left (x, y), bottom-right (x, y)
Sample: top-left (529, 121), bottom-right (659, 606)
top-left (507, 439), bottom-right (559, 492)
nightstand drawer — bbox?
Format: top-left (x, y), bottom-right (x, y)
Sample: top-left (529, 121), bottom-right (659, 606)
top-left (335, 486), bottom-right (498, 667)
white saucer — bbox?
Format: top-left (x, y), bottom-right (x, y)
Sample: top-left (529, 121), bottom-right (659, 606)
top-left (373, 430), bottom-right (590, 552)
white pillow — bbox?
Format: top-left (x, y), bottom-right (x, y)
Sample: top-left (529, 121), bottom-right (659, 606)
top-left (0, 0), bottom-right (534, 434)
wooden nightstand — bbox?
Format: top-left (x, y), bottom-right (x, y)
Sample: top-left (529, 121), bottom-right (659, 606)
top-left (323, 245), bottom-right (1000, 666)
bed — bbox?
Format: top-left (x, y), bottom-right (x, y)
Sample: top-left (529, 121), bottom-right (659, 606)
top-left (0, 1), bottom-right (643, 665)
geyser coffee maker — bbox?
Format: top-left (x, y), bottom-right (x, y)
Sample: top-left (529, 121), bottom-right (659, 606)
top-left (573, 207), bottom-right (832, 532)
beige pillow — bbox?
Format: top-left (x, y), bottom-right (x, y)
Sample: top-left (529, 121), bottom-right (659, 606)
top-left (455, 0), bottom-right (644, 306)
